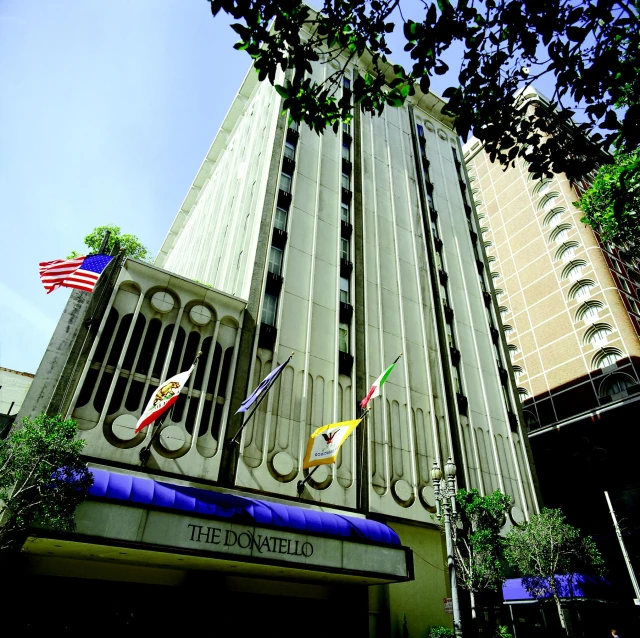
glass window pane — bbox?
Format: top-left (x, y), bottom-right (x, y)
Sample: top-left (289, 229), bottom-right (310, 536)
top-left (342, 143), bottom-right (350, 160)
top-left (262, 294), bottom-right (277, 326)
top-left (339, 323), bottom-right (349, 352)
top-left (284, 142), bottom-right (295, 160)
top-left (341, 203), bottom-right (349, 222)
top-left (274, 207), bottom-right (287, 231)
top-left (268, 246), bottom-right (283, 275)
top-left (343, 122), bottom-right (350, 134)
top-left (343, 77), bottom-right (351, 90)
top-left (341, 173), bottom-right (350, 189)
top-left (341, 238), bottom-right (350, 260)
top-left (417, 124), bottom-right (424, 137)
top-left (280, 173), bottom-right (292, 193)
top-left (340, 277), bottom-right (349, 303)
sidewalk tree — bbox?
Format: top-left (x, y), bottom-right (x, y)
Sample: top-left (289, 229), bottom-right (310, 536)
top-left (504, 508), bottom-right (604, 634)
top-left (0, 414), bottom-right (93, 556)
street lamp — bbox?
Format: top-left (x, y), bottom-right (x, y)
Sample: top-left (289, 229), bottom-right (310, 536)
top-left (432, 457), bottom-right (463, 638)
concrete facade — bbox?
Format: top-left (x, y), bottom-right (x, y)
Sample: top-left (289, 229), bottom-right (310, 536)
top-left (12, 58), bottom-right (539, 636)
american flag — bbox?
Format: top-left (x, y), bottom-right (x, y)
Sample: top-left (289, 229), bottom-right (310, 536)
top-left (39, 254), bottom-right (114, 294)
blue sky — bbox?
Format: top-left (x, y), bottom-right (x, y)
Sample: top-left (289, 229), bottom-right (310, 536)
top-left (0, 1), bottom-right (247, 374)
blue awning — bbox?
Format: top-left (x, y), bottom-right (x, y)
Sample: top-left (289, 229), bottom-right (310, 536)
top-left (503, 574), bottom-right (612, 602)
top-left (88, 468), bottom-right (401, 547)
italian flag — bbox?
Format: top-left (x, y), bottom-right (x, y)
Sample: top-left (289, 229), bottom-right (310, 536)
top-left (360, 355), bottom-right (402, 409)
top-left (135, 365), bottom-right (195, 433)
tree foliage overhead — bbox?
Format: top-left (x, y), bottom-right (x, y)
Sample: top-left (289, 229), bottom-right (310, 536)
top-left (209, 0), bottom-right (639, 182)
top-left (450, 488), bottom-right (512, 593)
top-left (504, 508), bottom-right (604, 602)
top-left (0, 414), bottom-right (93, 554)
top-left (68, 224), bottom-right (150, 261)
top-left (576, 150), bottom-right (640, 255)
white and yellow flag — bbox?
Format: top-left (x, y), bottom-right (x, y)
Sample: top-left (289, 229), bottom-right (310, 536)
top-left (302, 419), bottom-right (362, 469)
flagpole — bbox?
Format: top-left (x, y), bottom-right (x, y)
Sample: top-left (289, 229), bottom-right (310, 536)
top-left (230, 352), bottom-right (294, 445)
top-left (139, 351), bottom-right (203, 467)
top-left (296, 465), bottom-right (321, 497)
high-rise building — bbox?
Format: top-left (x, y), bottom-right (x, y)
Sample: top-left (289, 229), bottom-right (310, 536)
top-left (13, 59), bottom-right (538, 634)
top-left (463, 88), bottom-right (640, 602)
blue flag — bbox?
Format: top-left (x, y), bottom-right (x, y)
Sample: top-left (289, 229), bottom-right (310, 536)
top-left (236, 359), bottom-right (288, 414)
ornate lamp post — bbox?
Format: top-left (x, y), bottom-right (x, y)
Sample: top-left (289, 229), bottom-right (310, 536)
top-left (432, 457), bottom-right (463, 638)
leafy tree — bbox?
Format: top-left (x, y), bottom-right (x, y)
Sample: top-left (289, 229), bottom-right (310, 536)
top-left (504, 508), bottom-right (604, 634)
top-left (429, 627), bottom-right (455, 638)
top-left (0, 414), bottom-right (93, 556)
top-left (68, 224), bottom-right (150, 261)
top-left (575, 150), bottom-right (640, 255)
top-left (450, 489), bottom-right (512, 625)
top-left (210, 0), bottom-right (639, 184)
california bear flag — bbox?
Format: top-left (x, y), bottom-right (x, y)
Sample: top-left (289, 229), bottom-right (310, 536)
top-left (302, 419), bottom-right (362, 469)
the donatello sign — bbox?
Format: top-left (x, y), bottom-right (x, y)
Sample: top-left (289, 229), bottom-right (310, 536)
top-left (187, 523), bottom-right (314, 557)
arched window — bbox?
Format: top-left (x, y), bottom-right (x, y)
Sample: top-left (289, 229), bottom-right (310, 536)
top-left (599, 373), bottom-right (635, 397)
top-left (569, 279), bottom-right (596, 300)
top-left (543, 207), bottom-right (567, 227)
top-left (591, 347), bottom-right (623, 370)
top-left (561, 259), bottom-right (587, 280)
top-left (538, 192), bottom-right (560, 211)
top-left (555, 241), bottom-right (579, 262)
top-left (583, 323), bottom-right (613, 346)
top-left (549, 223), bottom-right (572, 244)
top-left (533, 179), bottom-right (552, 195)
top-left (575, 300), bottom-right (604, 322)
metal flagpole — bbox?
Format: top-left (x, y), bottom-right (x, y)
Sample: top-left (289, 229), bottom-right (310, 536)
top-left (139, 351), bottom-right (203, 467)
top-left (297, 465), bottom-right (321, 497)
top-left (230, 352), bottom-right (294, 445)
top-left (604, 490), bottom-right (640, 602)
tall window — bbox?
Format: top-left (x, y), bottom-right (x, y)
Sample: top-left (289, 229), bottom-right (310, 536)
top-left (343, 77), bottom-right (351, 90)
top-left (341, 173), bottom-right (350, 190)
top-left (452, 364), bottom-right (462, 393)
top-left (280, 172), bottom-right (292, 193)
top-left (341, 202), bottom-right (350, 223)
top-left (274, 207), bottom-right (287, 231)
top-left (283, 142), bottom-right (296, 160)
top-left (268, 246), bottom-right (283, 275)
top-left (342, 143), bottom-right (350, 161)
top-left (417, 124), bottom-right (424, 137)
top-left (340, 277), bottom-right (350, 304)
top-left (340, 237), bottom-right (350, 260)
top-left (445, 321), bottom-right (454, 348)
top-left (262, 294), bottom-right (277, 326)
top-left (343, 122), bottom-right (351, 135)
top-left (339, 323), bottom-right (349, 352)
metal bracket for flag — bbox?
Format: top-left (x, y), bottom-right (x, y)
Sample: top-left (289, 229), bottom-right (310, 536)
top-left (296, 465), bottom-right (321, 497)
top-left (230, 352), bottom-right (294, 445)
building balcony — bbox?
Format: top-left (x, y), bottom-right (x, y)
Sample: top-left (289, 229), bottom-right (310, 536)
top-left (422, 156), bottom-right (430, 172)
top-left (342, 158), bottom-right (352, 174)
top-left (430, 208), bottom-right (438, 221)
top-left (443, 304), bottom-right (454, 323)
top-left (438, 269), bottom-right (448, 285)
top-left (341, 220), bottom-right (353, 239)
top-left (456, 392), bottom-right (468, 415)
top-left (265, 270), bottom-right (284, 294)
top-left (338, 351), bottom-right (354, 376)
top-left (339, 302), bottom-right (353, 323)
top-left (464, 203), bottom-right (472, 218)
top-left (483, 291), bottom-right (492, 308)
top-left (341, 187), bottom-right (353, 204)
top-left (450, 347), bottom-right (461, 365)
top-left (272, 228), bottom-right (288, 249)
top-left (470, 230), bottom-right (478, 244)
top-left (343, 131), bottom-right (353, 145)
top-left (459, 179), bottom-right (467, 192)
top-left (454, 157), bottom-right (462, 173)
top-left (340, 258), bottom-right (353, 277)
top-left (425, 181), bottom-right (434, 195)
top-left (286, 127), bottom-right (299, 145)
top-left (282, 156), bottom-right (296, 174)
top-left (490, 326), bottom-right (499, 343)
top-left (498, 365), bottom-right (508, 384)
top-left (277, 189), bottom-right (292, 209)
top-left (258, 323), bottom-right (277, 350)
top-left (476, 259), bottom-right (484, 274)
top-left (433, 236), bottom-right (443, 251)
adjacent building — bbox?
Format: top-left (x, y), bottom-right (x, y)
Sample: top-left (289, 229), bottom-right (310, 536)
top-left (13, 55), bottom-right (539, 634)
top-left (0, 366), bottom-right (34, 437)
top-left (463, 88), bottom-right (640, 604)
